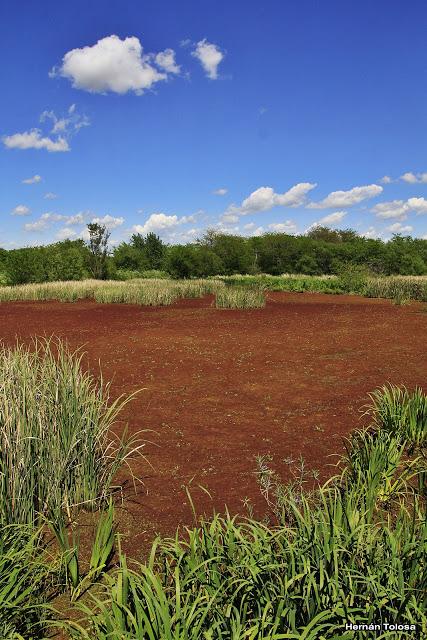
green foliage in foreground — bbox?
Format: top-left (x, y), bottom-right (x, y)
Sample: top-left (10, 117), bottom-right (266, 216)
top-left (63, 386), bottom-right (426, 639)
top-left (0, 524), bottom-right (59, 639)
top-left (0, 335), bottom-right (426, 639)
top-left (0, 338), bottom-right (143, 526)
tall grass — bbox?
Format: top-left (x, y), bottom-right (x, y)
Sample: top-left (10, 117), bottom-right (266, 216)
top-left (63, 385), bottom-right (427, 639)
top-left (0, 523), bottom-right (60, 638)
top-left (215, 286), bottom-right (265, 309)
top-left (0, 338), bottom-right (143, 526)
top-left (0, 278), bottom-right (225, 307)
top-left (365, 276), bottom-right (427, 302)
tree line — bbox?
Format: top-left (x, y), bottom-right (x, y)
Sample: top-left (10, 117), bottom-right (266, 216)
top-left (2, 224), bottom-right (427, 285)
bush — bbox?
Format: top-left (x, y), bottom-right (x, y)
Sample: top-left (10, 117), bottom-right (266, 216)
top-left (336, 262), bottom-right (371, 294)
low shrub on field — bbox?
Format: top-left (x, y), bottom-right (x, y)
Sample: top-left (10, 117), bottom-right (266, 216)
top-left (336, 262), bottom-right (371, 294)
top-left (216, 273), bottom-right (344, 294)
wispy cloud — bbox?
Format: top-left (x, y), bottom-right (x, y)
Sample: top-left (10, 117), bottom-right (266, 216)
top-left (22, 174), bottom-right (42, 184)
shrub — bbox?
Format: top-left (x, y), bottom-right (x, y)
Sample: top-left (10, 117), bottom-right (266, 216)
top-left (336, 262), bottom-right (371, 294)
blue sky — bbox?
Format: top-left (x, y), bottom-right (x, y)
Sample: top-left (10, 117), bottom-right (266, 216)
top-left (2, 0), bottom-right (427, 248)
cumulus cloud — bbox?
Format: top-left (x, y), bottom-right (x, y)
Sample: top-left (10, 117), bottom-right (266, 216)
top-left (44, 192), bottom-right (57, 200)
top-left (131, 212), bottom-right (194, 236)
top-left (52, 35), bottom-right (172, 95)
top-left (400, 171), bottom-right (427, 184)
top-left (155, 48), bottom-right (180, 74)
top-left (213, 187), bottom-right (228, 196)
top-left (132, 213), bottom-right (180, 235)
top-left (3, 130), bottom-right (69, 152)
top-left (12, 204), bottom-right (30, 216)
top-left (372, 200), bottom-right (410, 220)
top-left (268, 220), bottom-right (298, 234)
top-left (192, 39), bottom-right (224, 79)
top-left (386, 222), bottom-right (413, 234)
top-left (22, 174), bottom-right (42, 184)
top-left (407, 197), bottom-right (427, 214)
top-left (372, 197), bottom-right (427, 220)
top-left (231, 182), bottom-right (316, 216)
top-left (308, 184), bottom-right (382, 209)
top-left (91, 214), bottom-right (124, 230)
top-left (380, 175), bottom-right (393, 184)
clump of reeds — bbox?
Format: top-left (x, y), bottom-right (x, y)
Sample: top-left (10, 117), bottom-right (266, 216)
top-left (0, 338), bottom-right (143, 526)
top-left (215, 286), bottom-right (265, 309)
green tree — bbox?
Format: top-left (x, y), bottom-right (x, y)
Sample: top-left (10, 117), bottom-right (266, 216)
top-left (86, 224), bottom-right (110, 279)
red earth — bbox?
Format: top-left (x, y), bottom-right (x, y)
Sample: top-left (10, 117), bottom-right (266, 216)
top-left (1, 292), bottom-right (426, 555)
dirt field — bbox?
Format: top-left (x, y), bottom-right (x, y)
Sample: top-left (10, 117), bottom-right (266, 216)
top-left (1, 292), bottom-right (426, 554)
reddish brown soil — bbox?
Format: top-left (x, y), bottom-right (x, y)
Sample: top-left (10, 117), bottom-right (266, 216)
top-left (1, 292), bottom-right (426, 555)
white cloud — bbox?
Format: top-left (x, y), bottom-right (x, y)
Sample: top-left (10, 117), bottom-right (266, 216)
top-left (372, 200), bottom-right (409, 220)
top-left (65, 213), bottom-right (86, 225)
top-left (192, 39), bottom-right (224, 79)
top-left (308, 184), bottom-right (382, 209)
top-left (268, 220), bottom-right (298, 234)
top-left (407, 197), bottom-right (427, 214)
top-left (22, 174), bottom-right (42, 184)
top-left (44, 192), bottom-right (57, 200)
top-left (91, 214), bottom-right (124, 230)
top-left (386, 222), bottom-right (413, 233)
top-left (305, 211), bottom-right (347, 235)
top-left (400, 171), bottom-right (427, 184)
top-left (3, 129), bottom-right (69, 152)
top-left (380, 175), bottom-right (393, 184)
top-left (235, 182), bottom-right (316, 215)
top-left (53, 35), bottom-right (170, 95)
top-left (155, 48), bottom-right (180, 74)
top-left (12, 204), bottom-right (30, 216)
top-left (23, 212), bottom-right (66, 232)
top-left (372, 197), bottom-right (427, 219)
top-left (220, 213), bottom-right (239, 224)
top-left (362, 226), bottom-right (380, 239)
top-left (56, 227), bottom-right (77, 241)
top-left (132, 213), bottom-right (180, 235)
top-left (318, 210), bottom-right (347, 225)
top-left (400, 172), bottom-right (418, 184)
top-left (213, 187), bottom-right (228, 196)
